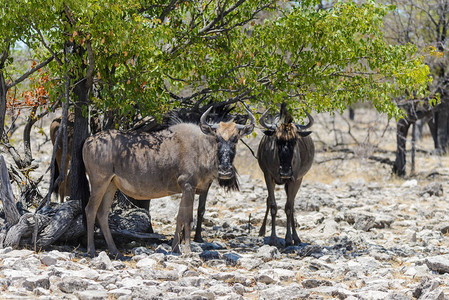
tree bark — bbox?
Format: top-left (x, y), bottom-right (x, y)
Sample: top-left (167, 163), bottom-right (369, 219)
top-left (393, 118), bottom-right (411, 177)
top-left (70, 80), bottom-right (90, 206)
top-left (0, 155), bottom-right (20, 227)
top-left (0, 71), bottom-right (7, 141)
top-left (36, 200), bottom-right (82, 247)
top-left (436, 103), bottom-right (449, 153)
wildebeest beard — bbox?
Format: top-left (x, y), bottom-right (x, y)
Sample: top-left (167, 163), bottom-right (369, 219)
top-left (218, 165), bottom-right (240, 192)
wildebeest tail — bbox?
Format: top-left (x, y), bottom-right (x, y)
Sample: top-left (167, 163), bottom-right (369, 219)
top-left (50, 160), bottom-right (60, 197)
top-left (76, 138), bottom-right (90, 231)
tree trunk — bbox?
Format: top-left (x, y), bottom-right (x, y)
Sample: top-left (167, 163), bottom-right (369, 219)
top-left (411, 123), bottom-right (416, 175)
top-left (70, 80), bottom-right (90, 206)
top-left (0, 71), bottom-right (7, 141)
top-left (436, 105), bottom-right (449, 154)
top-left (427, 113), bottom-right (439, 150)
top-left (393, 118), bottom-right (411, 177)
top-left (0, 155), bottom-right (20, 227)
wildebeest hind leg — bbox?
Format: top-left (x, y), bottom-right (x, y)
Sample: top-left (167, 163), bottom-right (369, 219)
top-left (285, 179), bottom-right (302, 246)
top-left (85, 178), bottom-right (113, 258)
top-left (96, 182), bottom-right (119, 258)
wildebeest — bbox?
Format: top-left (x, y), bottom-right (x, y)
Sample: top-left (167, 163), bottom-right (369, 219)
top-left (50, 113), bottom-right (75, 202)
top-left (50, 112), bottom-right (101, 202)
top-left (82, 105), bottom-right (255, 257)
top-left (257, 104), bottom-right (315, 246)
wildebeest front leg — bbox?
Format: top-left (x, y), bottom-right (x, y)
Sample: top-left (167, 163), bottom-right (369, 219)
top-left (285, 179), bottom-right (302, 246)
top-left (258, 195), bottom-right (270, 237)
top-left (194, 183), bottom-right (211, 243)
top-left (172, 177), bottom-right (195, 254)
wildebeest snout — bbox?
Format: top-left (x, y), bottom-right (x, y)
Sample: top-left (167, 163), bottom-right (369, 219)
top-left (279, 165), bottom-right (293, 179)
top-left (217, 139), bottom-right (236, 179)
top-left (218, 165), bottom-right (234, 179)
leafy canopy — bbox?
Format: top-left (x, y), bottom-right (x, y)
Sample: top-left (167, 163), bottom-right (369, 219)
top-left (1, 0), bottom-right (431, 123)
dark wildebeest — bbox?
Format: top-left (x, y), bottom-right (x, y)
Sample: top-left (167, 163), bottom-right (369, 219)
top-left (82, 105), bottom-right (255, 257)
top-left (258, 104), bottom-right (315, 246)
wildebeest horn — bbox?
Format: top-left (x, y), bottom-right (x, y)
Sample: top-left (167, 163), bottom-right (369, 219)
top-left (259, 109), bottom-right (277, 131)
top-left (236, 104), bottom-right (256, 132)
top-left (295, 110), bottom-right (314, 130)
top-left (200, 106), bottom-right (219, 130)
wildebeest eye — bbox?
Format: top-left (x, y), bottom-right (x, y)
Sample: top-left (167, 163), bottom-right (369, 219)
top-left (263, 130), bottom-right (275, 136)
top-left (229, 135), bottom-right (239, 144)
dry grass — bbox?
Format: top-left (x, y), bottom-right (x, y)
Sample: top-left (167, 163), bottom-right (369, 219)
top-left (235, 108), bottom-right (449, 187)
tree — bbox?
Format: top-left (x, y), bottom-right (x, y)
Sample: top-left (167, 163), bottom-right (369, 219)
top-left (0, 2), bottom-right (56, 207)
top-left (0, 0), bottom-right (430, 247)
top-left (383, 0), bottom-right (449, 175)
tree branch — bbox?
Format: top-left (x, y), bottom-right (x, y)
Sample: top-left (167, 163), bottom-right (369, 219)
top-left (7, 55), bottom-right (54, 89)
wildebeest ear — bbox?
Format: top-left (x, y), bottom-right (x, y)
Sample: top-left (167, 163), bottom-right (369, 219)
top-left (200, 123), bottom-right (215, 136)
top-left (263, 130), bottom-right (275, 136)
top-left (298, 131), bottom-right (312, 137)
top-left (239, 124), bottom-right (254, 136)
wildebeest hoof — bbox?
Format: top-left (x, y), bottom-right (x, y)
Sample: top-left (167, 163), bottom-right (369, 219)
top-left (268, 236), bottom-right (278, 247)
top-left (112, 253), bottom-right (127, 261)
top-left (193, 236), bottom-right (205, 243)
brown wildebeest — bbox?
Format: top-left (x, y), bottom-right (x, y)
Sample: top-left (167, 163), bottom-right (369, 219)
top-left (258, 104), bottom-right (315, 246)
top-left (82, 105), bottom-right (255, 257)
top-left (50, 113), bottom-right (75, 202)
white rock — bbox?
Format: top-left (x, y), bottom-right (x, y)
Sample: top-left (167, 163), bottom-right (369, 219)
top-left (109, 288), bottom-right (132, 299)
top-left (136, 257), bottom-right (157, 269)
top-left (76, 289), bottom-right (109, 300)
top-left (90, 251), bottom-right (113, 270)
top-left (401, 179), bottom-right (418, 188)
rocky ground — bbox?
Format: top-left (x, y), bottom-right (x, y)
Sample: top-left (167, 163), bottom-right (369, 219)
top-left (0, 108), bottom-right (449, 299)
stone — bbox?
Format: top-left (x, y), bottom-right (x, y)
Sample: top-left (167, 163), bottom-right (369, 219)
top-left (40, 254), bottom-right (58, 266)
top-left (238, 256), bottom-right (264, 270)
top-left (0, 247), bottom-right (13, 255)
top-left (420, 182), bottom-right (443, 197)
top-left (256, 245), bottom-right (281, 260)
top-left (233, 283), bottom-right (246, 295)
top-left (200, 250), bottom-right (220, 261)
top-left (33, 287), bottom-right (50, 296)
top-left (136, 257), bottom-right (157, 269)
top-left (412, 277), bottom-right (444, 299)
top-left (23, 275), bottom-right (50, 291)
top-left (90, 251), bottom-right (114, 270)
top-left (109, 288), bottom-right (132, 299)
top-left (57, 276), bottom-right (90, 293)
top-left (223, 252), bottom-right (241, 266)
top-left (302, 279), bottom-right (333, 288)
top-left (76, 289), bottom-right (109, 300)
top-left (259, 285), bottom-right (310, 299)
top-left (402, 180), bottom-right (418, 188)
top-left (132, 246), bottom-right (154, 256)
top-left (255, 273), bottom-right (276, 284)
top-left (425, 256), bottom-right (449, 274)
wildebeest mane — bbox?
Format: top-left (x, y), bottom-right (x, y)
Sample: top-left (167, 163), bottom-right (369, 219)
top-left (164, 103), bottom-right (249, 127)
